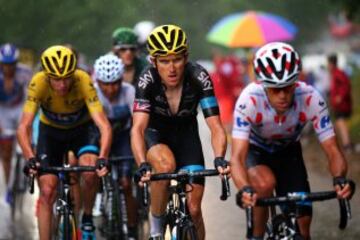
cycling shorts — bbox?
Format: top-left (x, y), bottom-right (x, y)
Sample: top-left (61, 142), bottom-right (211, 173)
top-left (145, 124), bottom-right (205, 185)
top-left (0, 104), bottom-right (22, 139)
top-left (36, 121), bottom-right (100, 173)
top-left (110, 129), bottom-right (134, 178)
top-left (246, 142), bottom-right (312, 216)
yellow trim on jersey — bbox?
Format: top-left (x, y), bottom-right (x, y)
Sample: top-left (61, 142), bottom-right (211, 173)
top-left (23, 69), bottom-right (103, 129)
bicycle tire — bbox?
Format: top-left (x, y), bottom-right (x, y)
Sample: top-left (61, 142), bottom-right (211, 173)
top-left (54, 212), bottom-right (77, 240)
top-left (135, 185), bottom-right (150, 240)
top-left (114, 182), bottom-right (130, 240)
top-left (180, 222), bottom-right (197, 240)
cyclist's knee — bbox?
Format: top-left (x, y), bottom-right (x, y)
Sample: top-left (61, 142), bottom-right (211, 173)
top-left (82, 172), bottom-right (98, 185)
top-left (121, 177), bottom-right (132, 192)
top-left (252, 180), bottom-right (275, 196)
top-left (39, 186), bottom-right (57, 206)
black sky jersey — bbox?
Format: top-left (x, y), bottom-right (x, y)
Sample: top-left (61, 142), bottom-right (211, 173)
top-left (133, 62), bottom-right (220, 129)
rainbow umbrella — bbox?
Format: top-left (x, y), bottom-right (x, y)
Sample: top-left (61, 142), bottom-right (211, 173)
top-left (207, 11), bottom-right (298, 48)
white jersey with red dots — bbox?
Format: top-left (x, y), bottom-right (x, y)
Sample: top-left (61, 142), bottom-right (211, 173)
top-left (232, 82), bottom-right (335, 153)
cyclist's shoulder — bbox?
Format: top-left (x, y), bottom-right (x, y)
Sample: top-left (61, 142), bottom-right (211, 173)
top-left (29, 71), bottom-right (47, 86)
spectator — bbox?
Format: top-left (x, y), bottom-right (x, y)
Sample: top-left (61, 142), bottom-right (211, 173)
top-left (328, 53), bottom-right (353, 153)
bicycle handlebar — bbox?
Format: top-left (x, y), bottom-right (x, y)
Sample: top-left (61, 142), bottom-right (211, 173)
top-left (27, 165), bottom-right (98, 194)
top-left (243, 190), bottom-right (352, 238)
top-left (140, 169), bottom-right (230, 206)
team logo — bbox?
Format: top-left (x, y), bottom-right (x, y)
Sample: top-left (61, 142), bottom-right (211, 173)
top-left (236, 117), bottom-right (250, 127)
top-left (319, 100), bottom-right (325, 107)
top-left (320, 115), bottom-right (331, 129)
top-left (198, 71), bottom-right (213, 91)
top-left (138, 72), bottom-right (153, 89)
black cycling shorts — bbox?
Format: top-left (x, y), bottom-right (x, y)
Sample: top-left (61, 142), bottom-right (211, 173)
top-left (145, 123), bottom-right (205, 185)
top-left (36, 121), bottom-right (100, 171)
top-left (246, 142), bottom-right (312, 216)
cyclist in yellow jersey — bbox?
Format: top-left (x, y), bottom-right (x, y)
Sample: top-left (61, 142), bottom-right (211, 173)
top-left (17, 45), bottom-right (112, 240)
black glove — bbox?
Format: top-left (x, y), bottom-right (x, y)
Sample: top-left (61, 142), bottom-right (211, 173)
top-left (96, 158), bottom-right (109, 170)
top-left (23, 157), bottom-right (38, 176)
top-left (134, 162), bottom-right (152, 183)
top-left (236, 186), bottom-right (255, 209)
top-left (333, 176), bottom-right (356, 199)
top-left (214, 157), bottom-right (229, 170)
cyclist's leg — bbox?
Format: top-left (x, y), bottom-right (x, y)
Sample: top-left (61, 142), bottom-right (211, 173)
top-left (0, 137), bottom-right (14, 185)
top-left (74, 122), bottom-right (100, 237)
top-left (68, 151), bottom-right (81, 220)
top-left (0, 105), bottom-right (18, 185)
top-left (271, 142), bottom-right (312, 240)
top-left (246, 145), bottom-right (277, 238)
top-left (36, 121), bottom-right (66, 239)
top-left (37, 174), bottom-right (58, 240)
top-left (186, 183), bottom-right (205, 240)
top-left (147, 143), bottom-right (176, 237)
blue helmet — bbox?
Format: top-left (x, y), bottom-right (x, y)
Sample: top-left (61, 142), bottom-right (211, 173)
top-left (0, 43), bottom-right (19, 64)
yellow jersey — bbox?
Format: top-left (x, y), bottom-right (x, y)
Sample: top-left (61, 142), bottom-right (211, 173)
top-left (23, 69), bottom-right (103, 129)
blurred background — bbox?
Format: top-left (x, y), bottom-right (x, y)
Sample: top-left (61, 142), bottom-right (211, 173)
top-left (1, 0), bottom-right (360, 239)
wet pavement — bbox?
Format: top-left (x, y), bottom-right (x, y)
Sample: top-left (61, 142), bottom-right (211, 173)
top-left (1, 115), bottom-right (359, 239)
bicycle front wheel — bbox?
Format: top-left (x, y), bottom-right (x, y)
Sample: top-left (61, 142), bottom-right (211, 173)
top-left (54, 212), bottom-right (78, 240)
top-left (180, 224), bottom-right (197, 240)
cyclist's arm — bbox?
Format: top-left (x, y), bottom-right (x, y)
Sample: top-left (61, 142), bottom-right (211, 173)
top-left (320, 136), bottom-right (347, 177)
top-left (205, 115), bottom-right (227, 157)
top-left (230, 138), bottom-right (251, 189)
top-left (131, 112), bottom-right (149, 166)
top-left (90, 111), bottom-right (112, 159)
top-left (17, 112), bottom-right (36, 160)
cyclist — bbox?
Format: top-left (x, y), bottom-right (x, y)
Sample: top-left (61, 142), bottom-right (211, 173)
top-left (112, 27), bottom-right (148, 86)
top-left (0, 43), bottom-right (32, 201)
top-left (93, 54), bottom-right (137, 238)
top-left (133, 20), bottom-right (156, 57)
top-left (230, 42), bottom-right (355, 240)
top-left (17, 45), bottom-right (112, 240)
top-left (131, 24), bottom-right (230, 240)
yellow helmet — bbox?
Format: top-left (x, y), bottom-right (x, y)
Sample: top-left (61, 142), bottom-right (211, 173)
top-left (41, 45), bottom-right (77, 78)
top-left (147, 24), bottom-right (188, 57)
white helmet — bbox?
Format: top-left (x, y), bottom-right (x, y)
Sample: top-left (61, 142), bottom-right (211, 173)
top-left (134, 21), bottom-right (155, 44)
top-left (94, 54), bottom-right (124, 83)
top-left (254, 42), bottom-right (301, 88)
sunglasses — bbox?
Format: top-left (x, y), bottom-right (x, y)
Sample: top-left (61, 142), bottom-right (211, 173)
top-left (117, 47), bottom-right (137, 52)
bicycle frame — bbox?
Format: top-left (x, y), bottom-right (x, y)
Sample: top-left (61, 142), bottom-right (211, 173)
top-left (142, 169), bottom-right (231, 239)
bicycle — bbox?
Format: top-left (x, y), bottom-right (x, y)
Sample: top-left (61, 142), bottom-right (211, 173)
top-left (8, 141), bottom-right (28, 220)
top-left (99, 155), bottom-right (134, 240)
top-left (28, 164), bottom-right (98, 240)
top-left (141, 168), bottom-right (231, 240)
top-left (241, 190), bottom-right (352, 240)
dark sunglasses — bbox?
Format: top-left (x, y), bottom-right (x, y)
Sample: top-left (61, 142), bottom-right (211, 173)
top-left (118, 47), bottom-right (137, 52)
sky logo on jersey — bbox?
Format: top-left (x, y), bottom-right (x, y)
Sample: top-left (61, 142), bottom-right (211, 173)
top-left (320, 115), bottom-right (331, 129)
top-left (138, 72), bottom-right (153, 89)
top-left (236, 117), bottom-right (250, 127)
top-left (200, 96), bottom-right (218, 109)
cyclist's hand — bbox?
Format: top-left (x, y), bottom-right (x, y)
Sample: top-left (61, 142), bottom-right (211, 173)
top-left (333, 177), bottom-right (356, 199)
top-left (96, 158), bottom-right (109, 177)
top-left (134, 162), bottom-right (152, 187)
top-left (236, 186), bottom-right (257, 208)
top-left (214, 157), bottom-right (230, 176)
top-left (23, 157), bottom-right (39, 176)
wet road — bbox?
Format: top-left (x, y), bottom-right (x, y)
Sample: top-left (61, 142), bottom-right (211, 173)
top-left (1, 115), bottom-right (360, 239)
